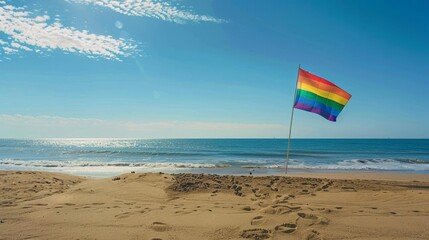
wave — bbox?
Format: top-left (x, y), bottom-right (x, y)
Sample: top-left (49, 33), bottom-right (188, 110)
top-left (62, 150), bottom-right (207, 157)
top-left (0, 159), bottom-right (231, 169)
top-left (1, 158), bottom-right (428, 173)
top-left (226, 152), bottom-right (328, 158)
top-left (288, 158), bottom-right (429, 171)
top-left (341, 158), bottom-right (429, 164)
top-left (61, 149), bottom-right (327, 159)
top-left (237, 158), bottom-right (429, 171)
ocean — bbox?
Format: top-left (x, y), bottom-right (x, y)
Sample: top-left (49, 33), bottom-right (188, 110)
top-left (0, 138), bottom-right (428, 177)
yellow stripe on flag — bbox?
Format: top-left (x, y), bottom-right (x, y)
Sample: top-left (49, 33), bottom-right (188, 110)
top-left (298, 82), bottom-right (349, 105)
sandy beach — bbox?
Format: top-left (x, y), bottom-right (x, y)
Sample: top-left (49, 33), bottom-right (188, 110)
top-left (1, 171), bottom-right (428, 240)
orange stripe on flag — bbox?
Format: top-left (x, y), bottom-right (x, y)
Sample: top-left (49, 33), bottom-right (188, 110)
top-left (298, 76), bottom-right (351, 100)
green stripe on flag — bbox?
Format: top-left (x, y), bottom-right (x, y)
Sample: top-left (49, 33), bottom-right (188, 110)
top-left (296, 89), bottom-right (345, 111)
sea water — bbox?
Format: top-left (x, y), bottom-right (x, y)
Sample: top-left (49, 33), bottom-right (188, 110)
top-left (0, 138), bottom-right (428, 177)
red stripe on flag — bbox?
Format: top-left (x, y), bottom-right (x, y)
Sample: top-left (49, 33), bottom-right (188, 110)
top-left (299, 69), bottom-right (338, 87)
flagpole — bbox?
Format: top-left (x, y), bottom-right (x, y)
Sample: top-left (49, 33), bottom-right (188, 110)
top-left (285, 64), bottom-right (301, 174)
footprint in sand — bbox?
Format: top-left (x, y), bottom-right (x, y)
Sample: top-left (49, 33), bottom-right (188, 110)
top-left (298, 212), bottom-right (329, 225)
top-left (151, 222), bottom-right (170, 232)
top-left (174, 210), bottom-right (193, 215)
top-left (251, 216), bottom-right (266, 225)
top-left (261, 204), bottom-right (301, 215)
top-left (261, 205), bottom-right (290, 215)
top-left (306, 229), bottom-right (322, 240)
top-left (297, 212), bottom-right (317, 220)
top-left (321, 208), bottom-right (333, 214)
top-left (242, 206), bottom-right (253, 211)
top-left (240, 228), bottom-right (271, 240)
top-left (274, 223), bottom-right (297, 234)
top-left (114, 212), bottom-right (131, 219)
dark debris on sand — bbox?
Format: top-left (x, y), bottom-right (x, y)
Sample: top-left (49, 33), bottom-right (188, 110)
top-left (168, 173), bottom-right (427, 197)
top-left (169, 173), bottom-right (326, 197)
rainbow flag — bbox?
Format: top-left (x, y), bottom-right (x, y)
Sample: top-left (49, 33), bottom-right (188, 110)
top-left (294, 68), bottom-right (351, 122)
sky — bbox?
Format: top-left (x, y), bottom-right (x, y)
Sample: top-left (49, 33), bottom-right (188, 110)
top-left (0, 0), bottom-right (428, 138)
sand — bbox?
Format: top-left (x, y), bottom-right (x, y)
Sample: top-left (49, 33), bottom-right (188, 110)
top-left (1, 171), bottom-right (429, 240)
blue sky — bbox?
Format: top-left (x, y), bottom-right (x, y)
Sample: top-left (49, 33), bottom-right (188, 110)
top-left (0, 0), bottom-right (428, 138)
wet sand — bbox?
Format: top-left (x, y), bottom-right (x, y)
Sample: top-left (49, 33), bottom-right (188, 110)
top-left (1, 171), bottom-right (428, 240)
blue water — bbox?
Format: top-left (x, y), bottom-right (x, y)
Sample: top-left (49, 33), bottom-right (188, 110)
top-left (0, 139), bottom-right (428, 176)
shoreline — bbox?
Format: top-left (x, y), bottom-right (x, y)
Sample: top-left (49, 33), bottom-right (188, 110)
top-left (2, 139), bottom-right (428, 177)
top-left (1, 170), bottom-right (429, 239)
top-left (2, 166), bottom-right (429, 179)
top-left (2, 169), bottom-right (429, 182)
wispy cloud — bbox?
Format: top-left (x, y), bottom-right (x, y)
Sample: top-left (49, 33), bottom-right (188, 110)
top-left (0, 2), bottom-right (137, 60)
top-left (0, 114), bottom-right (286, 138)
top-left (68, 0), bottom-right (225, 24)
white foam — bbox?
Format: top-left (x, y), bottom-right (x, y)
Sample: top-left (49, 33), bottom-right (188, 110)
top-left (1, 157), bottom-right (428, 176)
top-left (0, 159), bottom-right (230, 172)
top-left (287, 158), bottom-right (429, 171)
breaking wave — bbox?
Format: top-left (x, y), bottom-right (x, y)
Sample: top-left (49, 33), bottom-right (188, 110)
top-left (0, 159), bottom-right (231, 169)
top-left (287, 158), bottom-right (429, 171)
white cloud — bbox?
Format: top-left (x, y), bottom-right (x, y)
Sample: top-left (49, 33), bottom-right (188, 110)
top-left (0, 114), bottom-right (286, 138)
top-left (68, 0), bottom-right (225, 24)
top-left (0, 2), bottom-right (137, 60)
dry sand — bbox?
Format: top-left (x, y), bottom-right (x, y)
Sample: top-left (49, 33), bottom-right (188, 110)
top-left (1, 171), bottom-right (428, 240)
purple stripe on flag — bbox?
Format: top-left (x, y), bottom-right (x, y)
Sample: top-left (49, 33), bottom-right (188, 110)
top-left (294, 102), bottom-right (337, 122)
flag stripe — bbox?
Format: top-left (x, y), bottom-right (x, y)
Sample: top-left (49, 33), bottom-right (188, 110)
top-left (296, 89), bottom-right (345, 111)
top-left (295, 95), bottom-right (341, 117)
top-left (297, 82), bottom-right (350, 105)
top-left (299, 76), bottom-right (351, 99)
top-left (294, 102), bottom-right (337, 122)
top-left (299, 69), bottom-right (336, 87)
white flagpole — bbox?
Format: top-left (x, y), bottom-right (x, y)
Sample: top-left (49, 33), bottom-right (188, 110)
top-left (285, 64), bottom-right (301, 174)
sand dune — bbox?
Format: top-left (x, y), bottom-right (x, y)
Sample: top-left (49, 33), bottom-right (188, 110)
top-left (1, 171), bottom-right (428, 240)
